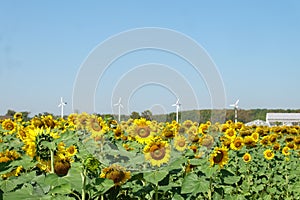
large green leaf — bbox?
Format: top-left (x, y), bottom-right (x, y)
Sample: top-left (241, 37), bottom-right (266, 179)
top-left (49, 183), bottom-right (72, 195)
top-left (144, 170), bottom-right (168, 185)
top-left (223, 176), bottom-right (241, 185)
top-left (181, 173), bottom-right (209, 194)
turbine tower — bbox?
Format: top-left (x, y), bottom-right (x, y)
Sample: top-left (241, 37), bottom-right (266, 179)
top-left (230, 99), bottom-right (239, 123)
top-left (58, 97), bottom-right (67, 119)
top-left (172, 99), bottom-right (181, 123)
top-left (114, 98), bottom-right (123, 122)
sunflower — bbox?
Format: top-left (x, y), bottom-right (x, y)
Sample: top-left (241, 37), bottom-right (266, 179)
top-left (282, 146), bottom-right (290, 156)
top-left (264, 149), bottom-right (275, 160)
top-left (243, 136), bottom-right (256, 147)
top-left (209, 146), bottom-right (229, 168)
top-left (199, 134), bottom-right (214, 149)
top-left (65, 145), bottom-right (77, 157)
top-left (86, 115), bottom-right (108, 137)
top-left (54, 157), bottom-right (71, 176)
top-left (13, 112), bottom-right (23, 122)
top-left (224, 128), bottom-right (236, 141)
top-left (132, 118), bottom-right (154, 144)
top-left (198, 122), bottom-right (210, 135)
top-left (100, 164), bottom-right (131, 186)
top-left (144, 137), bottom-right (170, 167)
top-left (174, 135), bottom-right (187, 151)
top-left (75, 112), bottom-right (89, 130)
top-left (243, 153), bottom-right (251, 163)
top-left (230, 136), bottom-right (244, 151)
top-left (268, 133), bottom-right (278, 144)
top-left (260, 136), bottom-right (270, 146)
top-left (182, 120), bottom-right (194, 129)
top-left (162, 122), bottom-right (178, 139)
top-left (287, 142), bottom-right (296, 150)
top-left (41, 115), bottom-right (56, 129)
top-left (2, 119), bottom-right (16, 134)
top-left (273, 142), bottom-right (281, 151)
top-left (114, 126), bottom-right (124, 140)
top-left (251, 132), bottom-right (259, 142)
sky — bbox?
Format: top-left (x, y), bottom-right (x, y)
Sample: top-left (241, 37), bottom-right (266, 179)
top-left (0, 1), bottom-right (300, 117)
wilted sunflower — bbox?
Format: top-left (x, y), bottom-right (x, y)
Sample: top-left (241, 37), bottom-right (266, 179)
top-left (243, 153), bottom-right (251, 163)
top-left (264, 149), bottom-right (275, 160)
top-left (230, 136), bottom-right (244, 151)
top-left (282, 146), bottom-right (290, 156)
top-left (144, 137), bottom-right (170, 167)
top-left (100, 164), bottom-right (131, 186)
top-left (174, 135), bottom-right (187, 151)
top-left (54, 157), bottom-right (71, 176)
top-left (209, 146), bottom-right (229, 168)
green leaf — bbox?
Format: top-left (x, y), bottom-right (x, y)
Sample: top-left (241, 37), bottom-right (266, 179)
top-left (202, 165), bottom-right (218, 177)
top-left (49, 183), bottom-right (72, 195)
top-left (144, 170), bottom-right (168, 185)
top-left (189, 158), bottom-right (204, 166)
top-left (172, 193), bottom-right (184, 200)
top-left (0, 179), bottom-right (16, 193)
top-left (223, 176), bottom-right (241, 185)
top-left (181, 173), bottom-right (209, 194)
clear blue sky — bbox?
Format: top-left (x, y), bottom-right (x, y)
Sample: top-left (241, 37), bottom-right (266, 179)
top-left (1, 1), bottom-right (300, 116)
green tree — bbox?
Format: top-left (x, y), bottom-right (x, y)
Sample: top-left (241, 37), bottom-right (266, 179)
top-left (141, 110), bottom-right (152, 120)
top-left (130, 111), bottom-right (140, 120)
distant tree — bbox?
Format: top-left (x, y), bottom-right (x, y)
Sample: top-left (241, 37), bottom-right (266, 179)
top-left (130, 111), bottom-right (140, 120)
top-left (6, 109), bottom-right (16, 118)
top-left (141, 110), bottom-right (152, 121)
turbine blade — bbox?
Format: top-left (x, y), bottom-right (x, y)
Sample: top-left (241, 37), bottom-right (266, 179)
top-left (235, 99), bottom-right (240, 105)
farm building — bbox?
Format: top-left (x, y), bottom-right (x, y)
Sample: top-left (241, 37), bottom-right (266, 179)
top-left (266, 113), bottom-right (300, 126)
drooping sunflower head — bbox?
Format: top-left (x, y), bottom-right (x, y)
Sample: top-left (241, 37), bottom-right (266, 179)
top-left (174, 135), bottom-right (187, 152)
top-left (54, 157), bottom-right (71, 177)
top-left (243, 153), bottom-right (251, 163)
top-left (263, 149), bottom-right (275, 160)
top-left (209, 146), bottom-right (229, 168)
top-left (100, 164), bottom-right (131, 186)
top-left (144, 137), bottom-right (170, 167)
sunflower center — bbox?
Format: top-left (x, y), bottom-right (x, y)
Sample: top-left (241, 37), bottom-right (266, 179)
top-left (235, 141), bottom-right (241, 147)
top-left (91, 122), bottom-right (102, 131)
top-left (244, 155), bottom-right (250, 161)
top-left (266, 152), bottom-right (272, 157)
top-left (150, 145), bottom-right (166, 160)
top-left (213, 151), bottom-right (224, 164)
top-left (177, 140), bottom-right (186, 147)
top-left (137, 126), bottom-right (150, 138)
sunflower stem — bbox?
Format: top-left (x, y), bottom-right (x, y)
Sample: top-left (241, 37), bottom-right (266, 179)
top-left (81, 168), bottom-right (87, 200)
top-left (155, 184), bottom-right (158, 200)
top-left (208, 176), bottom-right (212, 200)
top-left (50, 150), bottom-right (54, 174)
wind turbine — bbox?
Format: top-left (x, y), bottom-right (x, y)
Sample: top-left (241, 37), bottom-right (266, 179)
top-left (172, 99), bottom-right (181, 123)
top-left (114, 98), bottom-right (123, 122)
top-left (58, 97), bottom-right (67, 119)
top-left (230, 99), bottom-right (239, 123)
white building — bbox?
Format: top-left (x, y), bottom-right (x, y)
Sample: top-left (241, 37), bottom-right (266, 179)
top-left (266, 113), bottom-right (300, 126)
top-left (245, 119), bottom-right (269, 126)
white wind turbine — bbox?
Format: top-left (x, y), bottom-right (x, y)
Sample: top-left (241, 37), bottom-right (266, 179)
top-left (114, 98), bottom-right (123, 122)
top-left (172, 99), bottom-right (181, 123)
top-left (58, 97), bottom-right (67, 119)
top-left (230, 99), bottom-right (239, 123)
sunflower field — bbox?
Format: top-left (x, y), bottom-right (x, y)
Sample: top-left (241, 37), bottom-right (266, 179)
top-left (1, 112), bottom-right (300, 200)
